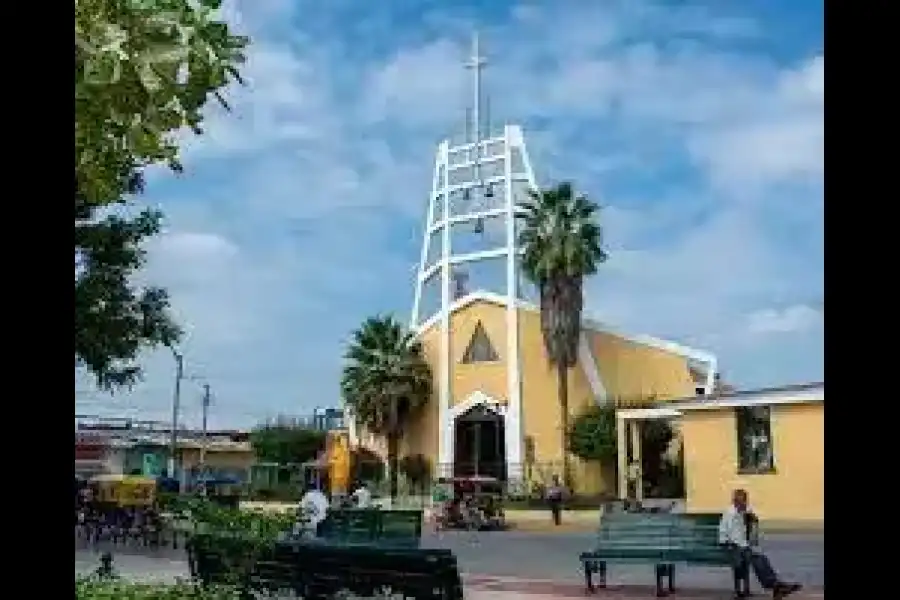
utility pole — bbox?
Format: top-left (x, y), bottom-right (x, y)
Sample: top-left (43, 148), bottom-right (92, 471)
top-left (200, 383), bottom-right (211, 469)
top-left (168, 350), bottom-right (184, 478)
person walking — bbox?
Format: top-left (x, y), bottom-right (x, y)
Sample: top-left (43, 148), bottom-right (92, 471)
top-left (546, 475), bottom-right (565, 526)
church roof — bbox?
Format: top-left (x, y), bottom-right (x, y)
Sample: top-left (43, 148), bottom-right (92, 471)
top-left (617, 381), bottom-right (824, 420)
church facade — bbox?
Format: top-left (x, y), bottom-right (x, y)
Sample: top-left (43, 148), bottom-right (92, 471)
top-left (384, 290), bottom-right (715, 495)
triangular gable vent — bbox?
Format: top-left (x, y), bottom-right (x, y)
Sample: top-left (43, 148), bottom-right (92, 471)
top-left (461, 321), bottom-right (500, 363)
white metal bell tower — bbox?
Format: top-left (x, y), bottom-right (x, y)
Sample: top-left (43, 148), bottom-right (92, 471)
top-left (410, 34), bottom-right (539, 480)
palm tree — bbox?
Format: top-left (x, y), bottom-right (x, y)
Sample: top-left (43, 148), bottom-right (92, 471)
top-left (519, 182), bottom-right (608, 488)
top-left (340, 316), bottom-right (433, 501)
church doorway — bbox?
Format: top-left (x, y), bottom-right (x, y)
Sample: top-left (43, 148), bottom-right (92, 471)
top-left (453, 405), bottom-right (506, 481)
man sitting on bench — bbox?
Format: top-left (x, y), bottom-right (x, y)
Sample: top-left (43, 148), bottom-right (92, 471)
top-left (719, 489), bottom-right (802, 599)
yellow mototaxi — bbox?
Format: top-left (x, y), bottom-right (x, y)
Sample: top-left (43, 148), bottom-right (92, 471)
top-left (89, 474), bottom-right (157, 508)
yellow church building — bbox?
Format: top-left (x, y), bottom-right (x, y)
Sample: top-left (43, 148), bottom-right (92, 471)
top-left (391, 289), bottom-right (717, 496)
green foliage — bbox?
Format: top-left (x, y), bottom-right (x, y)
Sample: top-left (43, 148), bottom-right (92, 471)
top-left (75, 0), bottom-right (248, 388)
top-left (249, 422), bottom-right (327, 466)
top-left (518, 182), bottom-right (607, 486)
top-left (399, 454), bottom-right (431, 493)
top-left (176, 497), bottom-right (295, 538)
top-left (341, 316), bottom-right (433, 499)
top-left (77, 578), bottom-right (241, 600)
top-left (518, 181), bottom-right (608, 368)
top-left (176, 498), bottom-right (295, 588)
top-left (566, 405), bottom-right (617, 462)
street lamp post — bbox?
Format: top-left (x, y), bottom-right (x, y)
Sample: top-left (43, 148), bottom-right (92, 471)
top-left (168, 349), bottom-right (184, 478)
top-left (200, 383), bottom-right (211, 469)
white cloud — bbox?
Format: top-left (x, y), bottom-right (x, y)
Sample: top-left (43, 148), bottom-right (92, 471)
top-left (154, 232), bottom-right (239, 261)
top-left (689, 55), bottom-right (824, 192)
top-left (744, 304), bottom-right (823, 336)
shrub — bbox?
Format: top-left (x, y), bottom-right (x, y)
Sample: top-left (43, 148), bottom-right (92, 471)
top-left (173, 497), bottom-right (295, 537)
top-left (76, 578), bottom-right (241, 600)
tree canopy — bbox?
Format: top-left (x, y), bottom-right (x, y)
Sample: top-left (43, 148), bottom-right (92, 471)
top-left (75, 0), bottom-right (248, 388)
top-left (249, 421), bottom-right (327, 466)
top-left (341, 316), bottom-right (433, 498)
top-left (566, 404), bottom-right (617, 462)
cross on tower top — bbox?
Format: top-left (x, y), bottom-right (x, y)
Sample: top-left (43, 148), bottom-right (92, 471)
top-left (465, 32), bottom-right (487, 72)
top-left (464, 32), bottom-right (487, 144)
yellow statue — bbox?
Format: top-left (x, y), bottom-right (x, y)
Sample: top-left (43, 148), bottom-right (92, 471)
top-left (327, 431), bottom-right (350, 495)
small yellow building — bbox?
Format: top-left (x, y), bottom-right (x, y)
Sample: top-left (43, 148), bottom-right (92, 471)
top-left (617, 383), bottom-right (824, 522)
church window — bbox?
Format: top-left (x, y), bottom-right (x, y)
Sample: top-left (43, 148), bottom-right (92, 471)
top-left (735, 405), bottom-right (775, 473)
top-left (461, 321), bottom-right (500, 363)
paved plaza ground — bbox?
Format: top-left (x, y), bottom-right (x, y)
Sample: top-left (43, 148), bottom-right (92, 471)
top-left (76, 529), bottom-right (824, 599)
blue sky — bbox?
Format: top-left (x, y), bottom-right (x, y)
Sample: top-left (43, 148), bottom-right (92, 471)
top-left (75, 0), bottom-right (824, 428)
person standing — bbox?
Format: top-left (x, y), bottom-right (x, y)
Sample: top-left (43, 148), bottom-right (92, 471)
top-left (718, 489), bottom-right (802, 599)
top-left (625, 460), bottom-right (642, 510)
top-left (546, 475), bottom-right (565, 526)
top-left (351, 480), bottom-right (372, 509)
top-left (298, 483), bottom-right (329, 537)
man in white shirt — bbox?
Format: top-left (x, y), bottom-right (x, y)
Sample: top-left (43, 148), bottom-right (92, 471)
top-left (298, 484), bottom-right (329, 537)
top-left (718, 489), bottom-right (802, 599)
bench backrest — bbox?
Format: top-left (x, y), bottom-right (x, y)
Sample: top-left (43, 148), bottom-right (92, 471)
top-left (597, 512), bottom-right (724, 550)
top-left (668, 517), bottom-right (721, 550)
top-left (379, 509), bottom-right (423, 545)
top-left (597, 512), bottom-right (678, 549)
top-left (319, 509), bottom-right (422, 547)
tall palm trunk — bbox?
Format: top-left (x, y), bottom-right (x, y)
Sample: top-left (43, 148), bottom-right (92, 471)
top-left (387, 398), bottom-right (400, 502)
top-left (557, 362), bottom-right (570, 488)
top-left (387, 431), bottom-right (399, 502)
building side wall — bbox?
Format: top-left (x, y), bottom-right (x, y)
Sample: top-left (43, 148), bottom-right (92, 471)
top-left (586, 330), bottom-right (696, 403)
top-left (401, 325), bottom-right (441, 465)
top-left (518, 307), bottom-right (606, 494)
top-left (681, 403), bottom-right (824, 521)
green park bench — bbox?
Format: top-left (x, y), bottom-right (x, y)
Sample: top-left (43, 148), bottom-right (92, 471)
top-left (580, 511), bottom-right (744, 597)
top-left (188, 508), bottom-right (462, 600)
top-left (252, 541), bottom-right (463, 600)
top-left (318, 508), bottom-right (423, 547)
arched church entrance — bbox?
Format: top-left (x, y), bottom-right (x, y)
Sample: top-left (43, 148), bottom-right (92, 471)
top-left (453, 404), bottom-right (506, 480)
